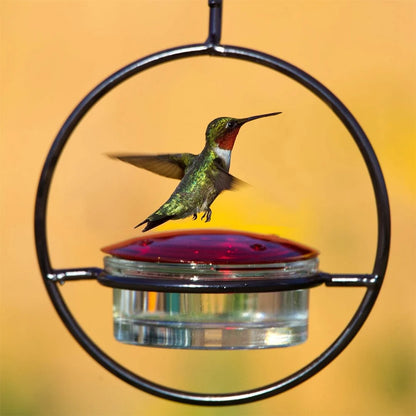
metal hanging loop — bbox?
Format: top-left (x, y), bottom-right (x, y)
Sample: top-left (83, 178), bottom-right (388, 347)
top-left (207, 0), bottom-right (223, 44)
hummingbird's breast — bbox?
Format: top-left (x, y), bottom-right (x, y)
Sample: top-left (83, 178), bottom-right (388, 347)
top-left (213, 147), bottom-right (231, 169)
top-left (153, 148), bottom-right (230, 221)
top-left (173, 151), bottom-right (223, 214)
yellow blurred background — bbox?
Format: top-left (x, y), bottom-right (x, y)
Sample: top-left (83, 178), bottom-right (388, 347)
top-left (1, 1), bottom-right (415, 415)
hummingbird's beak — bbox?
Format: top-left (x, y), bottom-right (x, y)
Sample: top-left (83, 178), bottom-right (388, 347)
top-left (237, 111), bottom-right (281, 126)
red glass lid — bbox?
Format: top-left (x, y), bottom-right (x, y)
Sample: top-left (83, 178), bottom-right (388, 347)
top-left (102, 229), bottom-right (318, 265)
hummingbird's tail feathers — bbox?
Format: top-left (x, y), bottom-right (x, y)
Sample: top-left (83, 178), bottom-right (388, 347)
top-left (134, 219), bottom-right (148, 229)
top-left (135, 216), bottom-right (174, 232)
top-left (107, 153), bottom-right (196, 180)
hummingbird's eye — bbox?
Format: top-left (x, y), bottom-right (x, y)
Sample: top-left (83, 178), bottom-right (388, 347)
top-left (226, 120), bottom-right (235, 129)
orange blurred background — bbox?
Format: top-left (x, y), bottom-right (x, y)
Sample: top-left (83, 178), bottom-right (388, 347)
top-left (1, 1), bottom-right (415, 415)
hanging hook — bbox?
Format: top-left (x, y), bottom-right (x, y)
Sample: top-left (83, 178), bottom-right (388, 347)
top-left (206, 0), bottom-right (222, 45)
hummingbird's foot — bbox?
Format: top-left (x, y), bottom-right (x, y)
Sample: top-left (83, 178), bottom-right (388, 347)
top-left (192, 213), bottom-right (198, 220)
top-left (201, 208), bottom-right (212, 223)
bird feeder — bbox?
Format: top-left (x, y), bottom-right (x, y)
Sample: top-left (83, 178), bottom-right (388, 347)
top-left (101, 230), bottom-right (319, 349)
top-left (35, 0), bottom-right (390, 406)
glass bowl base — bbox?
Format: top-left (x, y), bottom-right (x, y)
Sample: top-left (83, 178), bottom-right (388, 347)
top-left (113, 288), bottom-right (309, 349)
top-left (114, 319), bottom-right (308, 349)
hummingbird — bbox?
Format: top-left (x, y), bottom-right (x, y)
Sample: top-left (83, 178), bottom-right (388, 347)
top-left (110, 111), bottom-right (281, 232)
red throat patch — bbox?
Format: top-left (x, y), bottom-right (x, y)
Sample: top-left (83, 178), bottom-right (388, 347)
top-left (216, 128), bottom-right (241, 150)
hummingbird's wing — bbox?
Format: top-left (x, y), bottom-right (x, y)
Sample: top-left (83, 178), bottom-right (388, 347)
top-left (211, 161), bottom-right (246, 193)
top-left (108, 153), bottom-right (196, 180)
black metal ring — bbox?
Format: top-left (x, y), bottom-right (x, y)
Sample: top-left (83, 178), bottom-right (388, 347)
top-left (35, 42), bottom-right (390, 405)
top-left (97, 272), bottom-right (327, 293)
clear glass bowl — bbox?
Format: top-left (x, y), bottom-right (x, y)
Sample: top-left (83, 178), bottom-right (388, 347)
top-left (102, 230), bottom-right (319, 349)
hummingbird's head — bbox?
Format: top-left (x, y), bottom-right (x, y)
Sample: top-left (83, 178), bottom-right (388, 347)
top-left (206, 112), bottom-right (281, 150)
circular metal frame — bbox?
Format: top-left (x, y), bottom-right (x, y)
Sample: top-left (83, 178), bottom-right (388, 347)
top-left (35, 41), bottom-right (390, 407)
